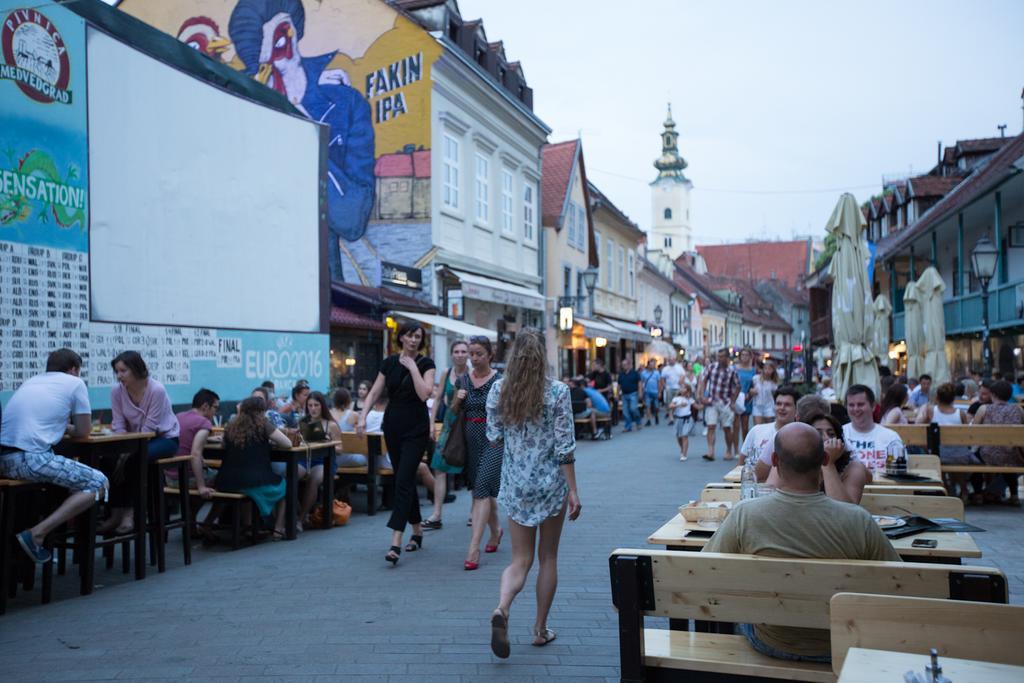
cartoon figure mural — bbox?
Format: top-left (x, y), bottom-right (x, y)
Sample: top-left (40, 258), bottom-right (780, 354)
top-left (176, 16), bottom-right (233, 62)
top-left (229, 0), bottom-right (374, 281)
top-left (120, 0), bottom-right (441, 293)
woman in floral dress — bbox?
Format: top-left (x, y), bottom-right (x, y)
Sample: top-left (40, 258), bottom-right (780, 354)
top-left (485, 329), bottom-right (582, 658)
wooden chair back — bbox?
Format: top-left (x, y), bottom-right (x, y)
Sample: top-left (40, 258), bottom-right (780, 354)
top-left (908, 454), bottom-right (941, 471)
top-left (339, 432), bottom-right (369, 456)
top-left (889, 423), bottom-right (928, 446)
top-left (940, 424), bottom-right (1024, 447)
top-left (610, 550), bottom-right (1006, 630)
top-left (859, 493), bottom-right (964, 520)
top-left (830, 593), bottom-right (1024, 674)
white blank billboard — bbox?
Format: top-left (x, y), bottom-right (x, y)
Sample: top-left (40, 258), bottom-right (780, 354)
top-left (87, 27), bottom-right (323, 333)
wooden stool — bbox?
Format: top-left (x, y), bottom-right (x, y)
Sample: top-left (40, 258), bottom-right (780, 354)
top-left (147, 456), bottom-right (193, 573)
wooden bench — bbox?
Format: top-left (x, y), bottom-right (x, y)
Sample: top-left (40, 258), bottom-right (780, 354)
top-left (858, 492), bottom-right (963, 520)
top-left (830, 593), bottom-right (1024, 674)
top-left (935, 426), bottom-right (1024, 486)
top-left (703, 481), bottom-right (948, 497)
top-left (163, 487), bottom-right (257, 550)
top-left (699, 488), bottom-right (964, 520)
top-left (610, 549), bottom-right (1007, 682)
top-left (574, 414), bottom-right (612, 440)
top-left (335, 433), bottom-right (392, 516)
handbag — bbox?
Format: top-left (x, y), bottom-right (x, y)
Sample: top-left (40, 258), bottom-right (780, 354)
top-left (441, 375), bottom-right (468, 468)
top-left (310, 499), bottom-right (352, 528)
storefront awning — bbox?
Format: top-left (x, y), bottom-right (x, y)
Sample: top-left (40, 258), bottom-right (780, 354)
top-left (575, 316), bottom-right (621, 339)
top-left (448, 269), bottom-right (545, 312)
top-left (389, 311), bottom-right (498, 342)
top-left (330, 306), bottom-right (386, 331)
top-left (599, 316), bottom-right (650, 342)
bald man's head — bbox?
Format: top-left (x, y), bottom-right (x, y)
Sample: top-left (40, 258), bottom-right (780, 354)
top-left (773, 422), bottom-right (825, 475)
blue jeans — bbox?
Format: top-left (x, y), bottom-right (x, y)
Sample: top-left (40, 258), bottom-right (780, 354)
top-left (737, 623), bottom-right (831, 663)
top-left (621, 392), bottom-right (640, 430)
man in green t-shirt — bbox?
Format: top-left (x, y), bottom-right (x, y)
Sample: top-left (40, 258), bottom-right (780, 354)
top-left (704, 422), bottom-right (899, 662)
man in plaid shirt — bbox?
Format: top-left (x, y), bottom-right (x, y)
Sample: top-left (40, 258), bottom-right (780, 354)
top-left (697, 348), bottom-right (740, 461)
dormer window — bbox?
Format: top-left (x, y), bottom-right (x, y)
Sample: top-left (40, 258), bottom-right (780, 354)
top-left (664, 208), bottom-right (672, 220)
top-left (498, 66), bottom-right (506, 84)
top-left (448, 20), bottom-right (459, 42)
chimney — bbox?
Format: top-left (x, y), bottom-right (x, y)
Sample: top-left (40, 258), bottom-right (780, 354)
top-left (937, 141), bottom-right (942, 168)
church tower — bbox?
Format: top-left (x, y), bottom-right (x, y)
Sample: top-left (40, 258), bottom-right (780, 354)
top-left (649, 104), bottom-right (693, 259)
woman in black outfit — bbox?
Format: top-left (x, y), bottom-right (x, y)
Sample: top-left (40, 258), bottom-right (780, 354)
top-left (357, 322), bottom-right (436, 565)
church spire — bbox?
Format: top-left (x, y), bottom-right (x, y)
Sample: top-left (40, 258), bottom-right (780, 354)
top-left (653, 102), bottom-right (688, 182)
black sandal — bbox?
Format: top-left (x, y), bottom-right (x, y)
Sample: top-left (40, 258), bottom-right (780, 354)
top-left (385, 545), bottom-right (401, 565)
top-left (404, 535), bottom-right (423, 552)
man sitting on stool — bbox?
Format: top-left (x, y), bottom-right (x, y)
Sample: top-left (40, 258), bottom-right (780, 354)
top-left (0, 348), bottom-right (109, 563)
top-left (703, 422), bottom-right (899, 662)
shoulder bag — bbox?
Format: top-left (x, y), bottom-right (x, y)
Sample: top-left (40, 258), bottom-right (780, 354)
top-left (442, 374), bottom-right (468, 468)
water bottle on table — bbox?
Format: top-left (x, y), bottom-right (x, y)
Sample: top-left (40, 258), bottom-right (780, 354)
top-left (740, 446), bottom-right (757, 500)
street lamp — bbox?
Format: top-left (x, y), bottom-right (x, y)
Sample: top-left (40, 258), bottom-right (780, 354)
top-left (970, 234), bottom-right (998, 378)
top-left (578, 266), bottom-right (599, 317)
top-left (653, 304), bottom-right (663, 324)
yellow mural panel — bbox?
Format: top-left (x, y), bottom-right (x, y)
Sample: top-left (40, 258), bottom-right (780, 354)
top-left (119, 0), bottom-right (437, 157)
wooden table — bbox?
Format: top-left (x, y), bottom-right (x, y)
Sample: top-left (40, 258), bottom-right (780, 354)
top-left (55, 432), bottom-right (155, 584)
top-left (838, 647), bottom-right (1024, 683)
top-left (705, 481), bottom-right (947, 496)
top-left (647, 513), bottom-right (981, 563)
top-left (873, 469), bottom-right (943, 487)
top-left (726, 465), bottom-right (945, 489)
top-left (204, 440), bottom-right (340, 540)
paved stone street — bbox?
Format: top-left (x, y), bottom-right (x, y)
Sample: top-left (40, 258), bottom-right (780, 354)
top-left (2, 419), bottom-right (1022, 681)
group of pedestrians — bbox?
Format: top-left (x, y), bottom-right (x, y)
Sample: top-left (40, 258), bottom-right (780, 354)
top-left (356, 323), bottom-right (582, 656)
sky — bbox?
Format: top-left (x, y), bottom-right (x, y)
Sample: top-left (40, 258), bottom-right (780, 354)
top-left (457, 0), bottom-right (1024, 245)
top-left (99, 0), bottom-right (1024, 245)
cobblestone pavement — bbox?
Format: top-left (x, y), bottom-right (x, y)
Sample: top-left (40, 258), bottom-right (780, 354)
top-left (2, 418), bottom-right (1021, 681)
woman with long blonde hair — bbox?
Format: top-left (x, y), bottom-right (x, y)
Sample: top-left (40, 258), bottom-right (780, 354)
top-left (485, 329), bottom-right (582, 658)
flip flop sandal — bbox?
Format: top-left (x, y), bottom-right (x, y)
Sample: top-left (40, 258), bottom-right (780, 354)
top-left (702, 454), bottom-right (715, 461)
top-left (490, 610), bottom-right (510, 659)
top-left (532, 628), bottom-right (556, 647)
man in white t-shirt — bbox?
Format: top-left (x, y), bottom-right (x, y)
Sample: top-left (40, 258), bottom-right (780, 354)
top-left (842, 384), bottom-right (902, 474)
top-left (744, 386), bottom-right (798, 480)
top-left (661, 357), bottom-right (685, 424)
top-left (0, 349), bottom-right (108, 563)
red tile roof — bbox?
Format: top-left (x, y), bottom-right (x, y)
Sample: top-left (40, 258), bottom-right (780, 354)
top-left (956, 137), bottom-right (1007, 154)
top-left (691, 239), bottom-right (811, 289)
top-left (375, 153), bottom-right (413, 178)
top-left (413, 150), bottom-right (430, 178)
top-left (541, 140), bottom-right (579, 228)
top-left (330, 306), bottom-right (386, 330)
top-left (907, 174), bottom-right (962, 198)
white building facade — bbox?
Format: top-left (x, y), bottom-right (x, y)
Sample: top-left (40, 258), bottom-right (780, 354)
top-left (647, 104), bottom-right (693, 261)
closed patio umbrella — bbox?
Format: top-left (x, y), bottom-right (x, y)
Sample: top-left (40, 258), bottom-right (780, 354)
top-left (872, 294), bottom-right (892, 367)
top-left (827, 193), bottom-right (879, 399)
top-left (916, 266), bottom-right (951, 385)
top-left (902, 277), bottom-right (923, 379)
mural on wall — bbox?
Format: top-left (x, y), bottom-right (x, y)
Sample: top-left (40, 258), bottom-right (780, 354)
top-left (119, 0), bottom-right (441, 294)
top-left (0, 0), bottom-right (329, 408)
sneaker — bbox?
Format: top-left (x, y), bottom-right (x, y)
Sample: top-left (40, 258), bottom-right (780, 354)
top-left (16, 530), bottom-right (51, 564)
top-left (679, 455), bottom-right (688, 462)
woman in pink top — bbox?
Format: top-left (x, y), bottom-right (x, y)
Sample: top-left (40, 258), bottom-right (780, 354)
top-left (100, 351), bottom-right (180, 534)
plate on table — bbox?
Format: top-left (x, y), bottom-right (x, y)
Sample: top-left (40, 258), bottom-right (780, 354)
top-left (872, 515), bottom-right (906, 529)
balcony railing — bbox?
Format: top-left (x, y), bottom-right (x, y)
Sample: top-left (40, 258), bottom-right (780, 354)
top-left (892, 277), bottom-right (1023, 340)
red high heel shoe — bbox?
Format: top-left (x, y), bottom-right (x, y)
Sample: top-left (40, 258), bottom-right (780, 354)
top-left (463, 560), bottom-right (479, 570)
top-left (485, 528), bottom-right (504, 553)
